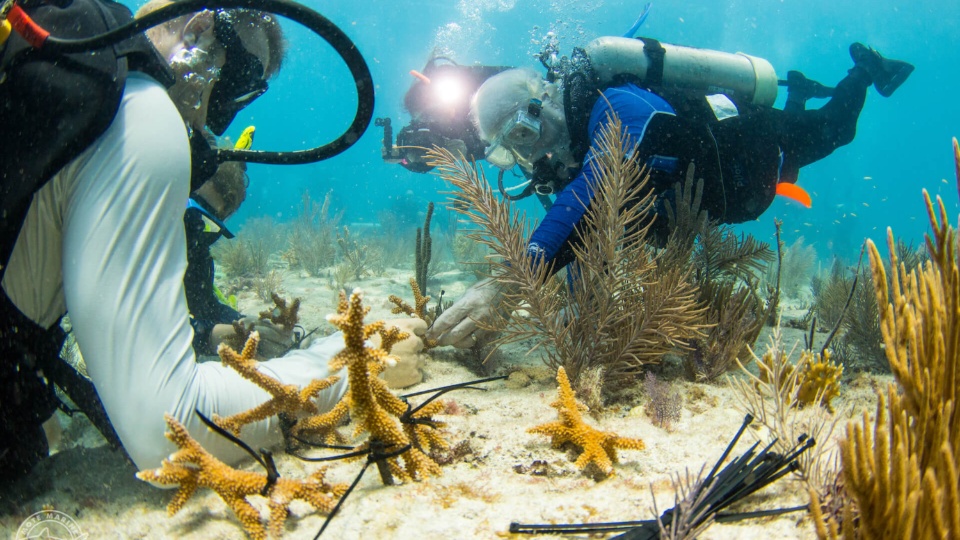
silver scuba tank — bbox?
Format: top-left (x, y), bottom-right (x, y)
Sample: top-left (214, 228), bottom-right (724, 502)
top-left (583, 36), bottom-right (779, 107)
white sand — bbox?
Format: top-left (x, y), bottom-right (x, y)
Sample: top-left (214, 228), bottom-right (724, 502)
top-left (0, 267), bottom-right (883, 540)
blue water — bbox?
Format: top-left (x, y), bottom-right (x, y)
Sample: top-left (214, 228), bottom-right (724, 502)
top-left (135, 0), bottom-right (960, 263)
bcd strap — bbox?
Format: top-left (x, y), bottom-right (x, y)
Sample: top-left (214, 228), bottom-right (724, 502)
top-left (638, 37), bottom-right (666, 88)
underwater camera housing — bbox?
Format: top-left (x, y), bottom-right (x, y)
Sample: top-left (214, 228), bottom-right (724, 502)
top-left (380, 60), bottom-right (512, 173)
top-left (376, 117), bottom-right (469, 174)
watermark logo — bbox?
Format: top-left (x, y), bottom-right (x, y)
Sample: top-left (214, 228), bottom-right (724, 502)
top-left (16, 509), bottom-right (87, 540)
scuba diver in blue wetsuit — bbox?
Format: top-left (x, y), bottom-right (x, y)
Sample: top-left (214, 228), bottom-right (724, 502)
top-left (418, 37), bottom-right (913, 348)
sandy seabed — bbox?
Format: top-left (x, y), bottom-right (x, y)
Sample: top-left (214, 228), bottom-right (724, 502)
top-left (0, 267), bottom-right (886, 540)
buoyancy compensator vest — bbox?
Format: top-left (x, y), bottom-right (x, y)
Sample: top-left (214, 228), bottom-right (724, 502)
top-left (553, 36), bottom-right (784, 224)
top-left (0, 0), bottom-right (170, 476)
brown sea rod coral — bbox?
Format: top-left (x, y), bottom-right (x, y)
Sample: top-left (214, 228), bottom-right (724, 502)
top-left (428, 112), bottom-right (706, 391)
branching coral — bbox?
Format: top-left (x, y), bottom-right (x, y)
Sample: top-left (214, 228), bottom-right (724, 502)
top-left (388, 278), bottom-right (438, 349)
top-left (136, 414), bottom-right (346, 540)
top-left (429, 112), bottom-right (706, 392)
top-left (730, 329), bottom-right (844, 505)
top-left (293, 289), bottom-right (446, 484)
top-left (259, 293), bottom-right (301, 332)
top-left (388, 278), bottom-right (432, 323)
top-left (795, 350), bottom-right (843, 413)
top-left (336, 226), bottom-right (374, 280)
top-left (213, 333), bottom-right (340, 435)
top-left (529, 367), bottom-right (645, 477)
top-left (415, 201), bottom-right (434, 296)
top-left (813, 186), bottom-right (960, 538)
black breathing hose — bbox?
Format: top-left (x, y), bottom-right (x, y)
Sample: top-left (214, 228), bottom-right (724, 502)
top-left (37, 0), bottom-right (374, 165)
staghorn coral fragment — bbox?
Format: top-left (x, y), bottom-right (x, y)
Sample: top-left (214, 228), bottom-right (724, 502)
top-left (259, 293), bottom-right (301, 332)
top-left (529, 367), bottom-right (645, 477)
top-left (302, 289), bottom-right (447, 484)
top-left (136, 414), bottom-right (345, 540)
top-left (214, 333), bottom-right (340, 435)
top-left (388, 278), bottom-right (431, 321)
top-left (388, 278), bottom-right (438, 349)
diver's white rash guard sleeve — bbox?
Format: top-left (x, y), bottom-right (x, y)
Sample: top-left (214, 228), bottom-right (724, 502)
top-left (2, 73), bottom-right (346, 471)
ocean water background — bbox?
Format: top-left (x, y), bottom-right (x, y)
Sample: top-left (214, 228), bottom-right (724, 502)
top-left (132, 0), bottom-right (960, 265)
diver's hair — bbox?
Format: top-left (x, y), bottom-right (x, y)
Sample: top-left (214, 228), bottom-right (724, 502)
top-left (470, 67), bottom-right (557, 142)
top-left (208, 161), bottom-right (248, 219)
top-left (229, 10), bottom-right (286, 78)
top-left (136, 1), bottom-right (286, 78)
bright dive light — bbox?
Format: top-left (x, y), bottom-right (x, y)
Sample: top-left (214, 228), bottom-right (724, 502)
top-left (433, 75), bottom-right (466, 107)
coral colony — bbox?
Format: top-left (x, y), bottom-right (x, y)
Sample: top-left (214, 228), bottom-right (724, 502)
top-left (135, 414), bottom-right (346, 540)
top-left (138, 289), bottom-right (452, 538)
top-left (528, 367), bottom-right (645, 477)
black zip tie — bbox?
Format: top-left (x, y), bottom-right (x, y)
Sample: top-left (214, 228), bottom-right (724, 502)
top-left (704, 413), bottom-right (753, 483)
top-left (291, 446), bottom-right (376, 463)
top-left (289, 433), bottom-right (355, 451)
top-left (313, 442), bottom-right (411, 539)
top-left (195, 409), bottom-right (279, 495)
top-left (714, 504), bottom-right (809, 523)
top-left (400, 375), bottom-right (506, 418)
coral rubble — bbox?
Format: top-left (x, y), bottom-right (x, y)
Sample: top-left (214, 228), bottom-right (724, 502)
top-left (136, 414), bottom-right (345, 540)
top-left (529, 367), bottom-right (645, 477)
top-left (214, 332), bottom-right (340, 435)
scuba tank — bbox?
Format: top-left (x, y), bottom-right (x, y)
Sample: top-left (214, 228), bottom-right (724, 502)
top-left (582, 36), bottom-right (779, 107)
top-left (552, 35), bottom-right (780, 152)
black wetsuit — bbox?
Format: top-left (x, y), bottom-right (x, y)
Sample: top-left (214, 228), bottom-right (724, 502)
top-left (183, 199), bottom-right (242, 355)
top-left (528, 67), bottom-right (870, 268)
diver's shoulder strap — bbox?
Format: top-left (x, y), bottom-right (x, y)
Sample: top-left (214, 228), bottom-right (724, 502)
top-left (0, 0), bottom-right (171, 281)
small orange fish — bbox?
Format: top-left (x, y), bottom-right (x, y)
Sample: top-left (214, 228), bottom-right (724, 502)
top-left (776, 182), bottom-right (812, 208)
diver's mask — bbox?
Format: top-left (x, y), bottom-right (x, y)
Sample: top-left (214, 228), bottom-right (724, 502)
top-left (169, 44), bottom-right (222, 112)
top-left (485, 98), bottom-right (543, 170)
top-left (207, 10), bottom-right (269, 136)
